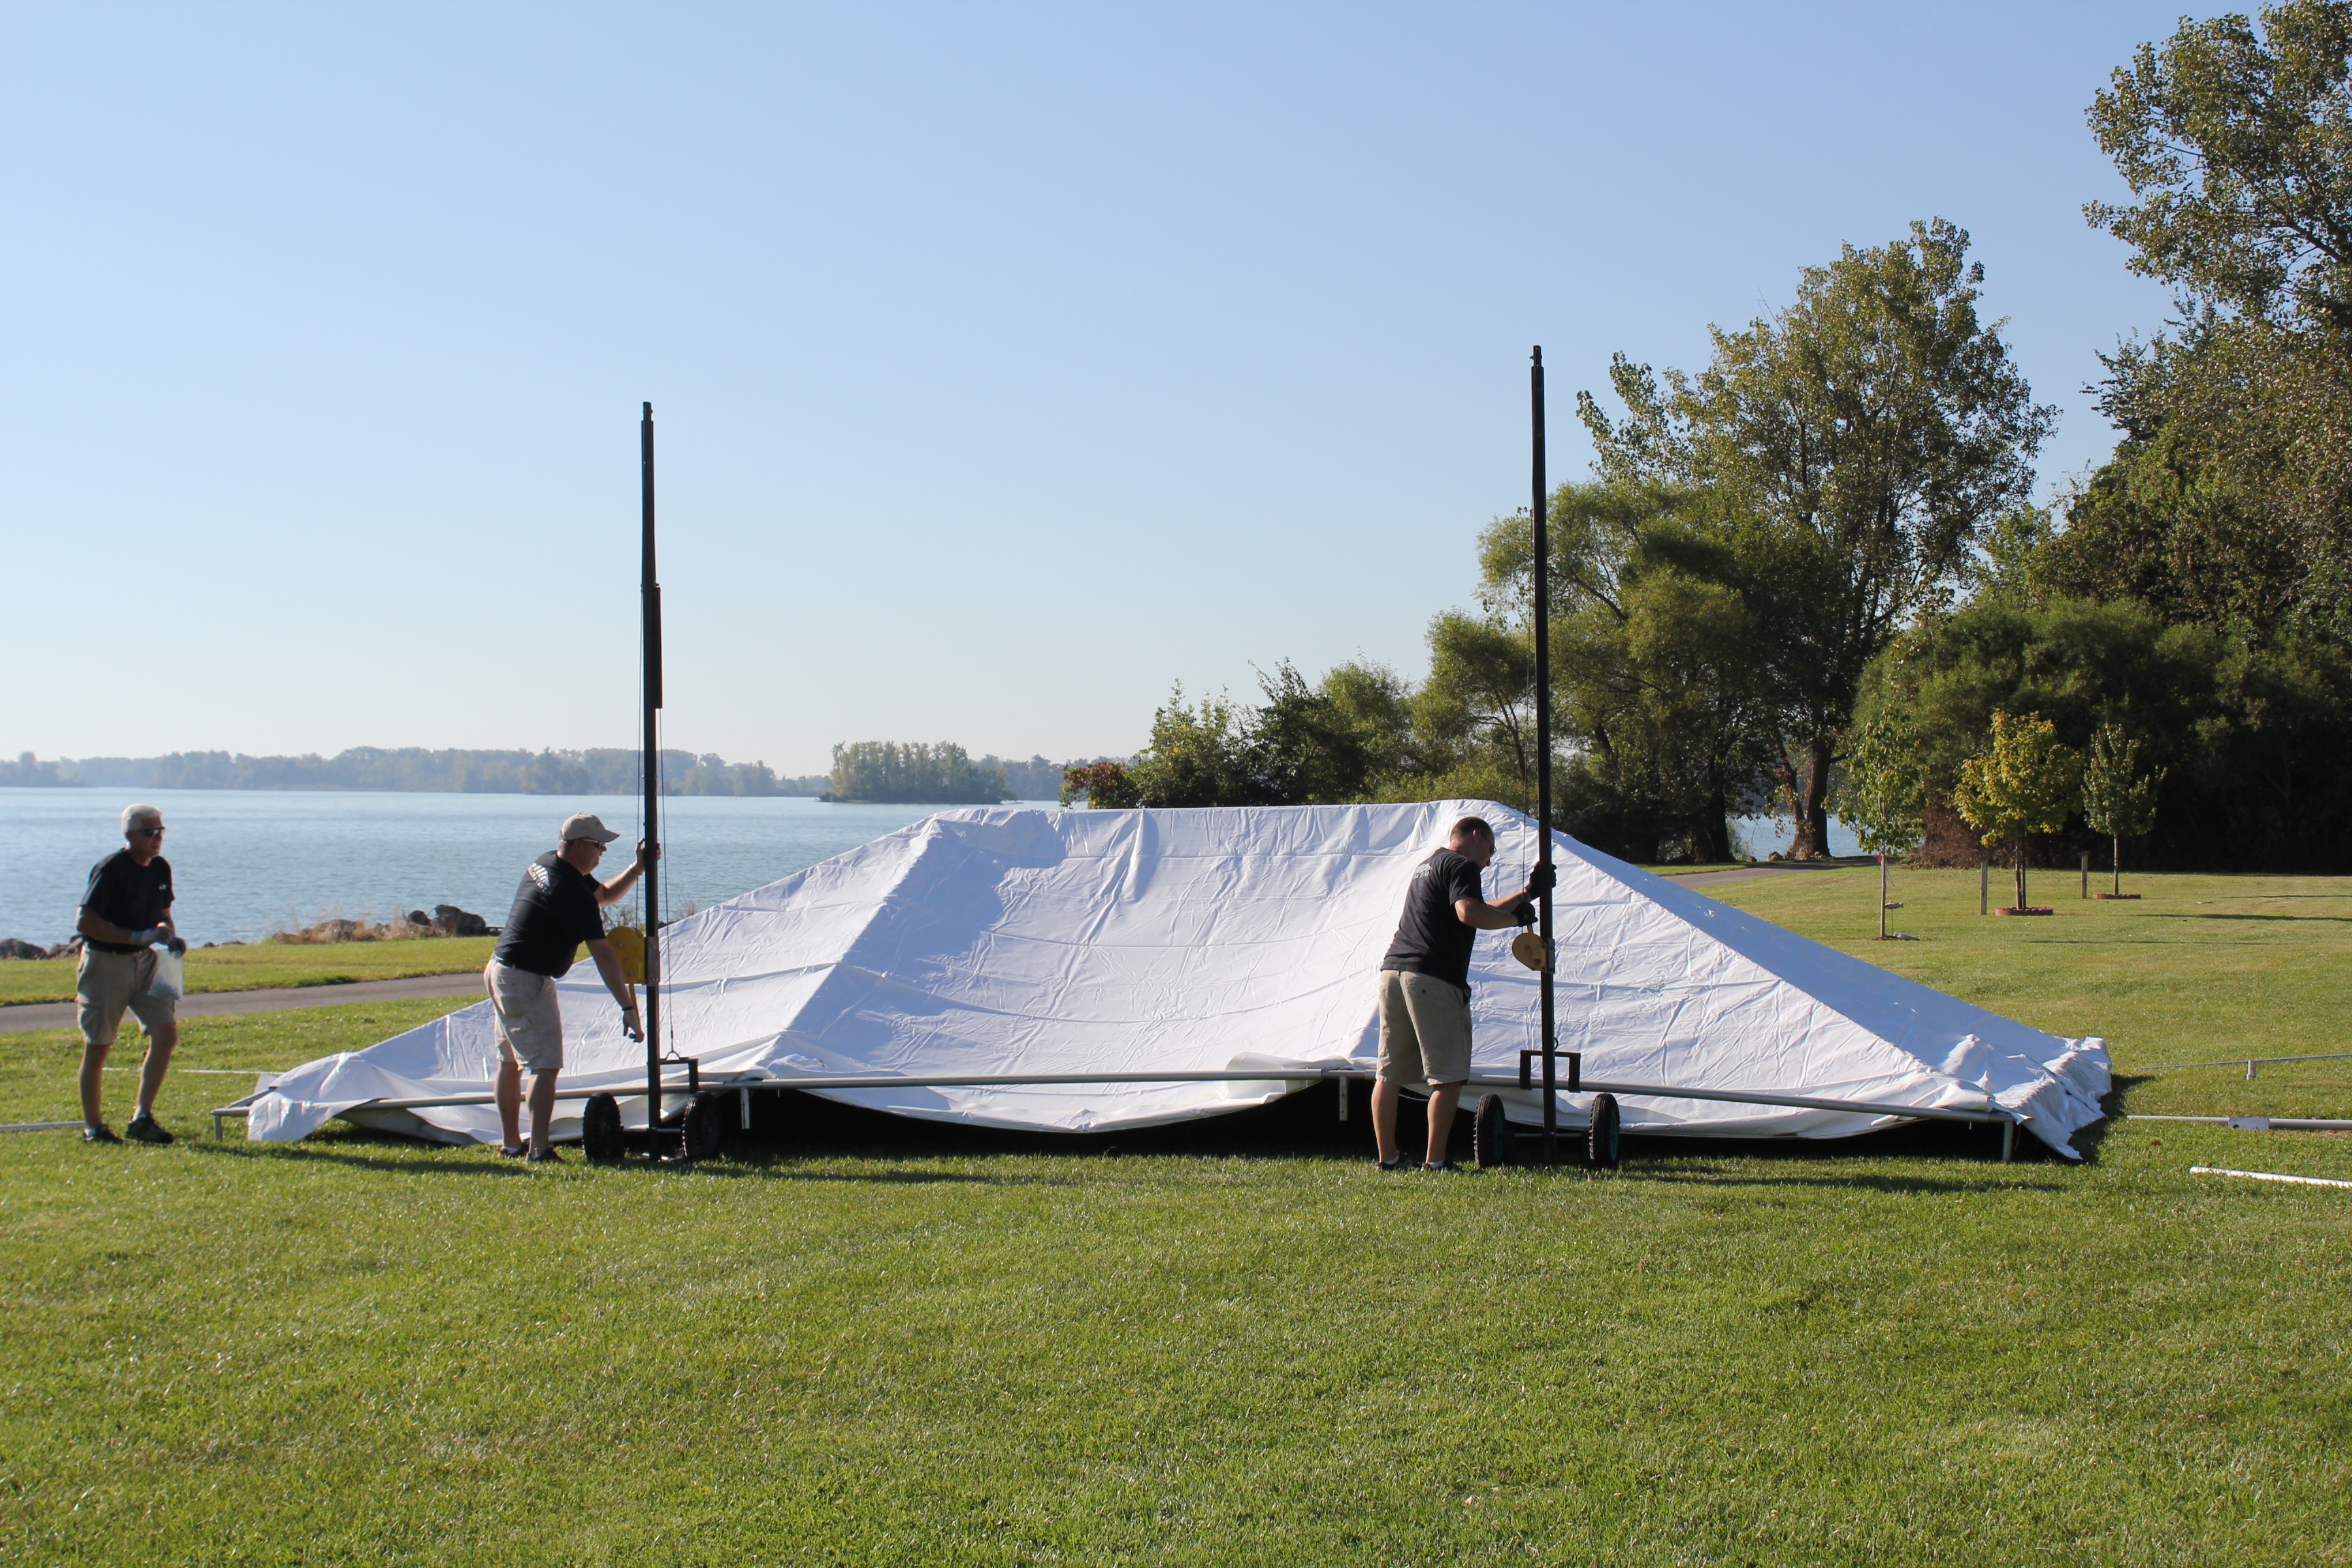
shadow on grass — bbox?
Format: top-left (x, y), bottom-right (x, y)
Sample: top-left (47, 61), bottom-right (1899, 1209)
top-left (2148, 913), bottom-right (2352, 923)
top-left (194, 1138), bottom-right (1045, 1186)
top-left (1624, 1163), bottom-right (2061, 1195)
top-left (206, 1079), bottom-right (2096, 1186)
top-left (2054, 1075), bottom-right (2153, 1166)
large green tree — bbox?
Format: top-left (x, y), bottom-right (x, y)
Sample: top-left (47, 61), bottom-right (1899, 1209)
top-left (2087, 0), bottom-right (2352, 331)
top-left (1481, 482), bottom-right (1774, 862)
top-left (1395, 610), bottom-right (1540, 812)
top-left (2055, 1), bottom-right (2352, 637)
top-left (1848, 593), bottom-right (2352, 868)
top-left (1252, 658), bottom-right (1418, 804)
top-left (1581, 220), bottom-right (2056, 857)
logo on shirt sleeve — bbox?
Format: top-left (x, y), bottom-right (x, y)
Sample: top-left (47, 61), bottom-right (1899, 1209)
top-left (527, 864), bottom-right (553, 892)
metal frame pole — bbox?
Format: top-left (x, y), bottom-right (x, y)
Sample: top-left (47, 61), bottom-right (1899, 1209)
top-left (641, 403), bottom-right (664, 1149)
top-left (1531, 348), bottom-right (1557, 1166)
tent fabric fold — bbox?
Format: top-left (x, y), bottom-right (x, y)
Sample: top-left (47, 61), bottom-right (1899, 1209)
top-left (248, 801), bottom-right (2109, 1156)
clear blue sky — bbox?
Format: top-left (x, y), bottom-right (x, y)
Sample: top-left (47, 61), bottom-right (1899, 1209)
top-left (4, 1), bottom-right (2196, 774)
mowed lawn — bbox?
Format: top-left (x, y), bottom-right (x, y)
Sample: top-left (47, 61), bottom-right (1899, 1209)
top-left (2, 875), bottom-right (2349, 1565)
top-left (1704, 866), bottom-right (2352, 1120)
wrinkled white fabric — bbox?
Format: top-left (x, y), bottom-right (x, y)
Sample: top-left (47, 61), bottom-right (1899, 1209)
top-left (249, 802), bottom-right (2110, 1156)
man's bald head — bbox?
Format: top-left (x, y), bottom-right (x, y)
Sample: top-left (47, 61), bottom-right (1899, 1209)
top-left (1448, 816), bottom-right (1496, 867)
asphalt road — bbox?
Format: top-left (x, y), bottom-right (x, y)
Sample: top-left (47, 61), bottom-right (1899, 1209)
top-left (1665, 857), bottom-right (1876, 888)
top-left (0, 970), bottom-right (485, 1035)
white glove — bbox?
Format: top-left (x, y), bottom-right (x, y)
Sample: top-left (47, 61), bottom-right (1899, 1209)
top-left (137, 926), bottom-right (171, 947)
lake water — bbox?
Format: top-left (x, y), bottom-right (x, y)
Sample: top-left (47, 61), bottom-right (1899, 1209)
top-left (0, 788), bottom-right (1853, 946)
top-left (0, 789), bottom-right (975, 946)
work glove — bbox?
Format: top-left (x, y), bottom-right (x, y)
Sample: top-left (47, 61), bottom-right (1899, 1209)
top-left (166, 936), bottom-right (187, 957)
top-left (1527, 862), bottom-right (1555, 897)
top-left (137, 926), bottom-right (171, 948)
top-left (1511, 898), bottom-right (1537, 926)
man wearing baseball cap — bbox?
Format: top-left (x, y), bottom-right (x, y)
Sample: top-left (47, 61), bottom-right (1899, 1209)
top-left (485, 813), bottom-right (653, 1162)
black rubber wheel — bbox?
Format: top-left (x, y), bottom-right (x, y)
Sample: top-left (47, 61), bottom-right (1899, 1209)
top-left (681, 1090), bottom-right (728, 1162)
top-left (1473, 1092), bottom-right (1512, 1169)
top-left (1586, 1092), bottom-right (1621, 1171)
top-left (581, 1093), bottom-right (624, 1162)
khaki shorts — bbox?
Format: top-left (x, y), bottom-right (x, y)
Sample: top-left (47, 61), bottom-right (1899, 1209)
top-left (1376, 970), bottom-right (1473, 1086)
top-left (485, 960), bottom-right (565, 1073)
top-left (77, 947), bottom-right (176, 1049)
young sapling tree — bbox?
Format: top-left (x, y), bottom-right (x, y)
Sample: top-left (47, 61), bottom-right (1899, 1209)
top-left (2082, 723), bottom-right (2163, 896)
top-left (1952, 710), bottom-right (2082, 913)
top-left (1831, 708), bottom-right (1928, 938)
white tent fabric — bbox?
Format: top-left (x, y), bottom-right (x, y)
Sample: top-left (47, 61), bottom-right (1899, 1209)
top-left (248, 801), bottom-right (2110, 1156)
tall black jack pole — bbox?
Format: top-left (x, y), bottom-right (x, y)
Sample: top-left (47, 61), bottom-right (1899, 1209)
top-left (1531, 349), bottom-right (1558, 1166)
top-left (640, 402), bottom-right (664, 1145)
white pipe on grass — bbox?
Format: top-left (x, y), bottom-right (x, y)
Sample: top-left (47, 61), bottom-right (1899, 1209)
top-left (2191, 1166), bottom-right (2352, 1190)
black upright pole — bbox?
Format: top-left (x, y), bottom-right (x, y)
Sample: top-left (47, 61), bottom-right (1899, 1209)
top-left (1531, 348), bottom-right (1557, 1166)
top-left (640, 402), bottom-right (663, 1149)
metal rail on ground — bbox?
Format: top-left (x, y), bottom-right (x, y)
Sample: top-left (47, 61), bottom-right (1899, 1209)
top-left (2140, 1051), bottom-right (2352, 1079)
top-left (210, 1068), bottom-right (2027, 1158)
top-left (2132, 1114), bottom-right (2352, 1131)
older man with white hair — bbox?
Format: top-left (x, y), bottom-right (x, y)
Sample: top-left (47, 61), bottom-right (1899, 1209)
top-left (486, 813), bottom-right (654, 1162)
top-left (74, 803), bottom-right (186, 1145)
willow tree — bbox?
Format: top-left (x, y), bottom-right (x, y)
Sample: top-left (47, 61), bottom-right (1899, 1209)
top-left (1953, 711), bottom-right (2083, 913)
top-left (1582, 220), bottom-right (2057, 857)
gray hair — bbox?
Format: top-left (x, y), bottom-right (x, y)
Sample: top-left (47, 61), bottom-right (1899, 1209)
top-left (121, 803), bottom-right (163, 835)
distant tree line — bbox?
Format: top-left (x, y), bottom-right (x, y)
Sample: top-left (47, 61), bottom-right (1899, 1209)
top-left (6, 745), bottom-right (1075, 802)
top-left (2, 747), bottom-right (829, 796)
top-left (1068, 2), bottom-right (2352, 872)
top-left (826, 742), bottom-right (1010, 804)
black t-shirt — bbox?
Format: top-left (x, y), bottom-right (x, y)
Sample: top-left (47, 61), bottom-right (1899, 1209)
top-left (81, 850), bottom-right (174, 955)
top-left (493, 852), bottom-right (606, 978)
top-left (1379, 848), bottom-right (1487, 995)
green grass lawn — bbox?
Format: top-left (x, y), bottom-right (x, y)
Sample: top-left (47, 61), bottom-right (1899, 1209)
top-left (0, 936), bottom-right (496, 1007)
top-left (1703, 867), bottom-right (2352, 1121)
top-left (3, 875), bottom-right (2349, 1565)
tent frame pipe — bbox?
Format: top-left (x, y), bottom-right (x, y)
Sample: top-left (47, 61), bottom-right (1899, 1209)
top-left (212, 1070), bottom-right (2024, 1155)
top-left (640, 402), bottom-right (666, 1164)
top-left (1531, 346), bottom-right (1558, 1167)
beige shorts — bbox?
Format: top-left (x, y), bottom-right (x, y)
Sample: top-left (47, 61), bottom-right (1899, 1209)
top-left (77, 947), bottom-right (177, 1048)
top-left (1376, 970), bottom-right (1473, 1086)
top-left (485, 960), bottom-right (564, 1073)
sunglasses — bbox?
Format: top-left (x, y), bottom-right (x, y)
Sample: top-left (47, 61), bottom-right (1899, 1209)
top-left (131, 826), bottom-right (166, 837)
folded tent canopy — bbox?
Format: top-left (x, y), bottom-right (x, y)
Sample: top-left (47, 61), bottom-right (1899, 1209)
top-left (244, 800), bottom-right (2111, 1157)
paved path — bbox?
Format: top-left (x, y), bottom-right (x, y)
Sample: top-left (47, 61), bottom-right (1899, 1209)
top-left (1660, 857), bottom-right (1877, 889)
top-left (0, 970), bottom-right (485, 1035)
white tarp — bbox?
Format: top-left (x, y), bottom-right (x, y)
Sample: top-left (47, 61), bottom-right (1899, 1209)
top-left (249, 801), bottom-right (2110, 1156)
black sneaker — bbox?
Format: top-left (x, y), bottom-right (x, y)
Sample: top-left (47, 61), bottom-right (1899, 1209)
top-left (82, 1125), bottom-right (122, 1145)
top-left (1422, 1160), bottom-right (1471, 1173)
top-left (525, 1147), bottom-right (565, 1164)
top-left (125, 1113), bottom-right (175, 1145)
top-left (1375, 1155), bottom-right (1409, 1171)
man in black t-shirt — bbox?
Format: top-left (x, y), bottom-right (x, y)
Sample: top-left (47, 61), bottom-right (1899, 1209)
top-left (484, 813), bottom-right (653, 1161)
top-left (1372, 815), bottom-right (1550, 1171)
top-left (74, 803), bottom-right (187, 1145)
